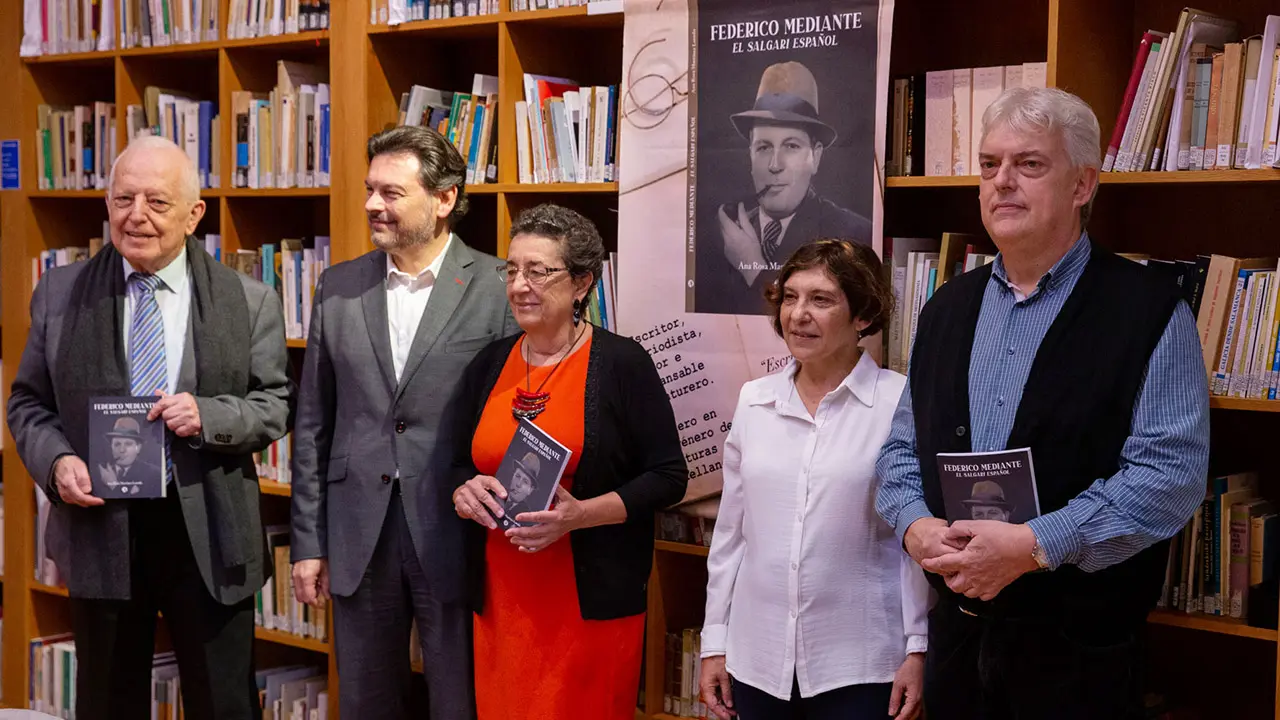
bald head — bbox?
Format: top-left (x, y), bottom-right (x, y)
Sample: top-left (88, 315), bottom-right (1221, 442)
top-left (109, 135), bottom-right (201, 202)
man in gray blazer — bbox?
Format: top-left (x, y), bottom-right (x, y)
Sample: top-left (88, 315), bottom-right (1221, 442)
top-left (290, 125), bottom-right (514, 719)
top-left (6, 136), bottom-right (292, 720)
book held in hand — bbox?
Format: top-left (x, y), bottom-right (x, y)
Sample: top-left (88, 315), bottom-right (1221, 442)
top-left (89, 396), bottom-right (167, 498)
top-left (491, 418), bottom-right (572, 530)
top-left (937, 447), bottom-right (1040, 524)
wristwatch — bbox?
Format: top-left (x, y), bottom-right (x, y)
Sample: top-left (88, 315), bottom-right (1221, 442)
top-left (1031, 540), bottom-right (1050, 570)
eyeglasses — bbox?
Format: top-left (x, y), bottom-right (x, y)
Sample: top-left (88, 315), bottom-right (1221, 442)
top-left (496, 264), bottom-right (567, 286)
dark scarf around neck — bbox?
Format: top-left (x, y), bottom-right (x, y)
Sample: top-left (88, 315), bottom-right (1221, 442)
top-left (54, 235), bottom-right (254, 567)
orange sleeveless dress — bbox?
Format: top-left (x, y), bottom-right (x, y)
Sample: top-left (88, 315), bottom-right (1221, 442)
top-left (470, 334), bottom-right (646, 720)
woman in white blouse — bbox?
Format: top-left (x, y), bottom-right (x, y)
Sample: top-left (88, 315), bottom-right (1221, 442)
top-left (700, 240), bottom-right (930, 720)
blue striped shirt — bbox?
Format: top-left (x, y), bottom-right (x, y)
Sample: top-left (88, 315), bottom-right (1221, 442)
top-left (875, 233), bottom-right (1210, 572)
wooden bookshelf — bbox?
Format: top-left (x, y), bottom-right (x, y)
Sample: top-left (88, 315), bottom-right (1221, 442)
top-left (887, 169), bottom-right (1280, 188)
top-left (259, 479), bottom-right (294, 497)
top-left (1147, 610), bottom-right (1279, 642)
top-left (1209, 397), bottom-right (1280, 413)
top-left (654, 541), bottom-right (710, 558)
top-left (254, 626), bottom-right (329, 654)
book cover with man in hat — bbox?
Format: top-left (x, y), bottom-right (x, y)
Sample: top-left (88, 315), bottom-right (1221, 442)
top-left (687, 0), bottom-right (881, 315)
top-left (88, 396), bottom-right (167, 498)
top-left (490, 418), bottom-right (573, 530)
top-left (937, 448), bottom-right (1041, 525)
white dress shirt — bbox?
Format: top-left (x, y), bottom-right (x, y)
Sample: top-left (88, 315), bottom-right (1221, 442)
top-left (702, 351), bottom-right (931, 700)
top-left (386, 234), bottom-right (452, 382)
top-left (122, 247), bottom-right (190, 395)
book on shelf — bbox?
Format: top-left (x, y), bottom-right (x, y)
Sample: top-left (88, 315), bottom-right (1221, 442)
top-left (37, 102), bottom-right (118, 191)
top-left (126, 86), bottom-right (221, 189)
top-left (515, 74), bottom-right (620, 184)
top-left (372, 0), bottom-right (500, 23)
top-left (660, 627), bottom-right (708, 718)
top-left (1155, 472), bottom-right (1280, 626)
top-left (257, 665), bottom-right (329, 720)
top-left (887, 61), bottom-right (1047, 178)
top-left (232, 61), bottom-right (331, 190)
top-left (221, 236), bottom-right (331, 340)
top-left (1103, 11), bottom-right (1280, 172)
top-left (510, 0), bottom-right (618, 10)
top-left (1184, 254), bottom-right (1280, 399)
top-left (396, 74), bottom-right (500, 185)
top-left (228, 0), bottom-right (330, 39)
top-left (257, 525), bottom-right (329, 643)
top-left (258, 433), bottom-right (293, 483)
top-left (656, 510), bottom-right (715, 547)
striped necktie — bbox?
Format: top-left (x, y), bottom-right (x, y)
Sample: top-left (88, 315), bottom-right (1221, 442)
top-left (128, 272), bottom-right (170, 485)
top-left (761, 218), bottom-right (783, 266)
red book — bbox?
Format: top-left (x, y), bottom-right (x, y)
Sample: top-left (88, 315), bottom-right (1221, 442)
top-left (1104, 31), bottom-right (1161, 171)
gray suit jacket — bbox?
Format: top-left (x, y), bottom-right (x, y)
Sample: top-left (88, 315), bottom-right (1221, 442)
top-left (290, 238), bottom-right (515, 600)
top-left (6, 260), bottom-right (292, 604)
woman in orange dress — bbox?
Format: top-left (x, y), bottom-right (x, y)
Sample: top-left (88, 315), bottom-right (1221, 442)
top-left (450, 203), bottom-right (689, 720)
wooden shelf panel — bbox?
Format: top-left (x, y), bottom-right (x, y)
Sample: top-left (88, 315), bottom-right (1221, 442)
top-left (1146, 609), bottom-right (1278, 641)
top-left (31, 583), bottom-right (69, 598)
top-left (1209, 397), bottom-right (1280, 413)
top-left (259, 479), bottom-right (293, 497)
top-left (286, 338), bottom-right (308, 349)
top-left (254, 626), bottom-right (329, 654)
top-left (655, 541), bottom-right (710, 558)
top-left (494, 182), bottom-right (618, 194)
top-left (28, 190), bottom-right (107, 198)
top-left (25, 31), bottom-right (331, 64)
top-left (218, 188), bottom-right (330, 198)
top-left (886, 169), bottom-right (1280, 188)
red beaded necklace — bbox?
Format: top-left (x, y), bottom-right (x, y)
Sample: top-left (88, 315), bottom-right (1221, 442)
top-left (511, 324), bottom-right (587, 420)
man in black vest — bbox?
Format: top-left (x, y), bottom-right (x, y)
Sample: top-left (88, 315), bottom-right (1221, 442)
top-left (875, 87), bottom-right (1210, 719)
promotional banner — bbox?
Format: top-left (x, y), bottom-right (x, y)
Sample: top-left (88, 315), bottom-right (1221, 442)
top-left (618, 0), bottom-right (895, 504)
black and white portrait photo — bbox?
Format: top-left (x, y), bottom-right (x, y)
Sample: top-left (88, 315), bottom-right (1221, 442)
top-left (687, 0), bottom-right (880, 315)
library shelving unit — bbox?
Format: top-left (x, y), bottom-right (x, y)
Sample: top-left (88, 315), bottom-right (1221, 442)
top-left (3, 1), bottom-right (1279, 719)
top-left (0, 0), bottom-right (623, 715)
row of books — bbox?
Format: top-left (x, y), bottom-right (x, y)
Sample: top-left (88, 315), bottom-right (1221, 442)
top-left (258, 434), bottom-right (293, 484)
top-left (1190, 254), bottom-right (1280, 399)
top-left (228, 0), bottom-right (331, 40)
top-left (232, 61), bottom-right (332, 189)
top-left (1154, 472), bottom-right (1278, 623)
top-left (397, 75), bottom-right (500, 185)
top-left (29, 638), bottom-right (196, 717)
top-left (662, 628), bottom-right (709, 719)
top-left (20, 0), bottom-right (332, 56)
top-left (883, 233), bottom-right (997, 375)
top-left (373, 0), bottom-right (500, 23)
top-left (887, 61), bottom-right (1049, 178)
top-left (1103, 11), bottom-right (1280, 173)
top-left (370, 0), bottom-right (615, 24)
top-left (656, 511), bottom-right (715, 548)
top-left (36, 103), bottom-right (118, 192)
top-left (259, 526), bottom-right (329, 643)
top-left (517, 76), bottom-right (619, 184)
top-left (126, 86), bottom-right (222, 189)
top-left (216, 235), bottom-right (332, 340)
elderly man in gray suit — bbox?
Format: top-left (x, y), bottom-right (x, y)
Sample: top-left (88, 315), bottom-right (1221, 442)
top-left (290, 124), bottom-right (514, 719)
top-left (6, 135), bottom-right (292, 720)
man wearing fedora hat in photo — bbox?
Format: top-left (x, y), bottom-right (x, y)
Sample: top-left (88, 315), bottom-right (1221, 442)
top-left (99, 416), bottom-right (162, 492)
top-left (962, 480), bottom-right (1013, 523)
top-left (508, 451), bottom-right (541, 508)
top-left (695, 60), bottom-right (871, 315)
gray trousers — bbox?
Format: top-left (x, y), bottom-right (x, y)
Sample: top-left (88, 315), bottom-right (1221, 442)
top-left (332, 485), bottom-right (474, 720)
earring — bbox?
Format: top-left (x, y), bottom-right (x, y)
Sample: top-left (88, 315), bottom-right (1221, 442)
top-left (572, 299), bottom-right (583, 326)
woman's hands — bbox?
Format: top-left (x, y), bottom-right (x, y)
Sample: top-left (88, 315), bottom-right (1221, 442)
top-left (504, 486), bottom-right (585, 553)
top-left (889, 652), bottom-right (924, 719)
top-left (453, 475), bottom-right (507, 529)
top-left (700, 655), bottom-right (735, 719)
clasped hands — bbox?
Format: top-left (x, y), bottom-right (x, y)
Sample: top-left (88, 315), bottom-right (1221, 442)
top-left (905, 517), bottom-right (1041, 602)
top-left (453, 475), bottom-right (585, 553)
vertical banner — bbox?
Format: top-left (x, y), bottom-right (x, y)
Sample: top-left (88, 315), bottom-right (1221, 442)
top-left (618, 0), bottom-right (895, 504)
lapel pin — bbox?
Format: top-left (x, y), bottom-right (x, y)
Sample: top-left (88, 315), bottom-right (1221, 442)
top-left (455, 277), bottom-right (463, 285)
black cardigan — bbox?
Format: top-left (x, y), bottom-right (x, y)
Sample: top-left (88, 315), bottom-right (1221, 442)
top-left (451, 326), bottom-right (689, 620)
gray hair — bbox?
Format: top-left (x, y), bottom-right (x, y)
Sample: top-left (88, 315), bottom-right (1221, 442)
top-left (509, 203), bottom-right (605, 299)
top-left (981, 86), bottom-right (1101, 224)
top-left (108, 134), bottom-right (201, 202)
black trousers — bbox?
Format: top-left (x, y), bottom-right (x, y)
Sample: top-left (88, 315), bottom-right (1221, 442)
top-left (69, 492), bottom-right (258, 720)
top-left (924, 598), bottom-right (1146, 720)
top-left (730, 674), bottom-right (892, 720)
top-left (332, 485), bottom-right (474, 720)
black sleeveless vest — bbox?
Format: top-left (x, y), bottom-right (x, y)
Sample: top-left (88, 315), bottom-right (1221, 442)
top-left (910, 241), bottom-right (1183, 624)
